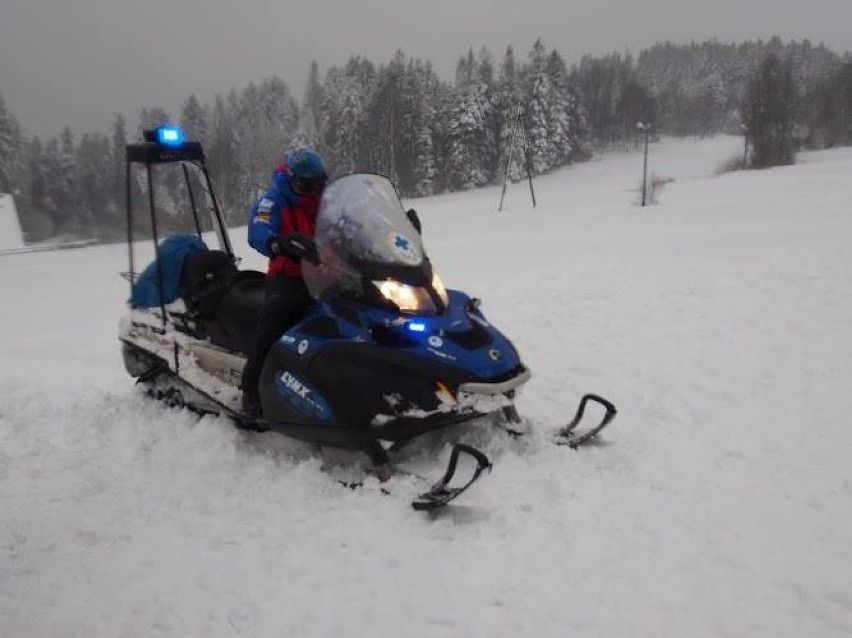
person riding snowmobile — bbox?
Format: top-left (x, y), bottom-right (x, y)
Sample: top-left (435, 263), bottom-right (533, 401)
top-left (240, 148), bottom-right (328, 419)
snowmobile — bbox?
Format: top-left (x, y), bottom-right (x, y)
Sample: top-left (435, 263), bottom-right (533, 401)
top-left (119, 126), bottom-right (617, 511)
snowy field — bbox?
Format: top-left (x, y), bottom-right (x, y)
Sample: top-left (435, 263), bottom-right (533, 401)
top-left (2, 136), bottom-right (852, 637)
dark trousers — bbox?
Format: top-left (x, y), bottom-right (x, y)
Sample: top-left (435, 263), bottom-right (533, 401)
top-left (241, 275), bottom-right (310, 393)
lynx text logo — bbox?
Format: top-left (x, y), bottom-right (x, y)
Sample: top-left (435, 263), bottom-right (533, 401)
top-left (276, 371), bottom-right (332, 420)
top-left (281, 371), bottom-right (310, 398)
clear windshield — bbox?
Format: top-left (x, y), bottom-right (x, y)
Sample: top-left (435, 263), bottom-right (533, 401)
top-left (302, 174), bottom-right (426, 302)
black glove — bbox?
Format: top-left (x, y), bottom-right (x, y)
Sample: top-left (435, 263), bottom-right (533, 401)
top-left (268, 233), bottom-right (320, 265)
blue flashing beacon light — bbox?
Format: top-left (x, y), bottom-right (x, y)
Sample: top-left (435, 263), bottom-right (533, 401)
top-left (405, 320), bottom-right (427, 334)
top-left (156, 125), bottom-right (184, 147)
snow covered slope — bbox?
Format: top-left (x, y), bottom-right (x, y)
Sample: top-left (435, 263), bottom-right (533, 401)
top-left (2, 137), bottom-right (851, 637)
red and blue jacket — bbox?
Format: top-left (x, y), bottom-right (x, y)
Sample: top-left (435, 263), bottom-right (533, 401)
top-left (247, 164), bottom-right (321, 278)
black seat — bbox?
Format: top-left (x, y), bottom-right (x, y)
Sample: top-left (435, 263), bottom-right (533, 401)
top-left (180, 250), bottom-right (239, 315)
top-left (213, 272), bottom-right (266, 355)
top-left (179, 250), bottom-right (266, 355)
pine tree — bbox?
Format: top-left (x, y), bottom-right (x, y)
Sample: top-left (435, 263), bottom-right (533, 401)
top-left (137, 107), bottom-right (172, 139)
top-left (496, 47), bottom-right (524, 182)
top-left (59, 127), bottom-right (88, 234)
top-left (476, 47), bottom-right (499, 180)
top-left (175, 95), bottom-right (212, 228)
top-left (237, 77), bottom-right (299, 202)
top-left (322, 65), bottom-right (366, 175)
top-left (27, 136), bottom-right (46, 214)
top-left (110, 113), bottom-right (127, 209)
top-left (455, 48), bottom-right (477, 89)
top-left (742, 54), bottom-right (797, 167)
top-left (0, 93), bottom-right (25, 195)
top-left (446, 88), bottom-right (492, 189)
top-left (524, 40), bottom-right (553, 174)
top-left (618, 77), bottom-right (656, 138)
top-left (18, 136), bottom-right (52, 240)
top-left (296, 60), bottom-right (325, 149)
top-left (76, 133), bottom-right (110, 237)
top-left (412, 61), bottom-right (441, 196)
top-left (805, 61), bottom-right (852, 147)
top-left (545, 49), bottom-right (577, 166)
top-left (180, 94), bottom-right (208, 143)
top-left (364, 52), bottom-right (412, 182)
top-left (444, 47), bottom-right (498, 189)
top-left (40, 137), bottom-right (67, 233)
top-left (395, 58), bottom-right (440, 196)
top-left (207, 94), bottom-right (240, 223)
top-left (321, 56), bottom-right (376, 176)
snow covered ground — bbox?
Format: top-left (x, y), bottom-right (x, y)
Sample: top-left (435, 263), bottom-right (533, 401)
top-left (2, 136), bottom-right (851, 637)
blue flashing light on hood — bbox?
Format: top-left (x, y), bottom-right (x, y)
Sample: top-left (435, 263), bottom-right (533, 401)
top-left (405, 320), bottom-right (427, 333)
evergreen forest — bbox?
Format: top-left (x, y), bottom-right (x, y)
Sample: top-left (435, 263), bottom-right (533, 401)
top-left (0, 37), bottom-right (850, 243)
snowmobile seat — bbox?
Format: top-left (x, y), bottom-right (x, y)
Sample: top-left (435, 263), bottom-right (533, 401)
top-left (210, 271), bottom-right (266, 355)
top-left (180, 249), bottom-right (239, 315)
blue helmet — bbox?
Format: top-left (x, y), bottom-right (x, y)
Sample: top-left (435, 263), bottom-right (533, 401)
top-left (285, 148), bottom-right (327, 195)
top-left (286, 148), bottom-right (326, 179)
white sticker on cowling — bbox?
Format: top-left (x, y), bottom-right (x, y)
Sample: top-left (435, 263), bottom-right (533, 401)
top-left (298, 339), bottom-right (309, 354)
top-left (428, 335), bottom-right (443, 348)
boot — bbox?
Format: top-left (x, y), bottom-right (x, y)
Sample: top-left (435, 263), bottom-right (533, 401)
top-left (241, 389), bottom-right (262, 422)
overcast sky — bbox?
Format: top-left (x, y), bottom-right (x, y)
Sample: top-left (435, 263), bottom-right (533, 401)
top-left (2, 0), bottom-right (850, 138)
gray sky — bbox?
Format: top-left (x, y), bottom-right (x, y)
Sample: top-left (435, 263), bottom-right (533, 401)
top-left (2, 0), bottom-right (850, 138)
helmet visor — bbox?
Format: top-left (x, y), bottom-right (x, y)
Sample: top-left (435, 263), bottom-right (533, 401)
top-left (291, 174), bottom-right (328, 195)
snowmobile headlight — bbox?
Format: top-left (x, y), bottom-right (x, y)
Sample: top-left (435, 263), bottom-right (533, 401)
top-left (372, 279), bottom-right (438, 314)
top-left (432, 272), bottom-right (449, 307)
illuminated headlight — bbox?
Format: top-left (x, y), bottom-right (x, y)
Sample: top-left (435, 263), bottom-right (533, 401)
top-left (432, 272), bottom-right (449, 307)
top-left (373, 279), bottom-right (435, 313)
top-left (372, 271), bottom-right (449, 314)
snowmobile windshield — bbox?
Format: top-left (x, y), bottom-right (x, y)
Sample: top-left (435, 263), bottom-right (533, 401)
top-left (302, 174), bottom-right (447, 315)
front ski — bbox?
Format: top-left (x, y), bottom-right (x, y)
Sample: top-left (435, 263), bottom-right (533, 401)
top-left (335, 444), bottom-right (492, 512)
top-left (411, 444), bottom-right (492, 511)
top-left (555, 393), bottom-right (617, 448)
